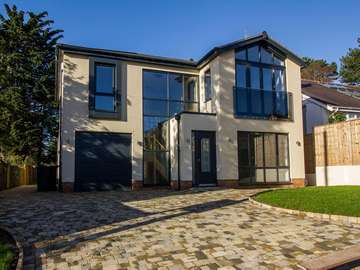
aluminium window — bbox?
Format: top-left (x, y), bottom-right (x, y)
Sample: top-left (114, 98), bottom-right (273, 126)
top-left (94, 64), bottom-right (116, 112)
top-left (89, 58), bottom-right (123, 119)
top-left (234, 44), bottom-right (290, 119)
top-left (204, 69), bottom-right (212, 101)
top-left (142, 69), bottom-right (199, 186)
top-left (238, 132), bottom-right (290, 184)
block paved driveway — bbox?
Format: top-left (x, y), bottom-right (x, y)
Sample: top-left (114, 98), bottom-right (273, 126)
top-left (1, 186), bottom-right (360, 270)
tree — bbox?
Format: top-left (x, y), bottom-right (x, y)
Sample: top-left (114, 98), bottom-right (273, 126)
top-left (301, 57), bottom-right (337, 83)
top-left (328, 112), bottom-right (346, 124)
top-left (340, 37), bottom-right (360, 84)
top-left (0, 4), bottom-right (63, 165)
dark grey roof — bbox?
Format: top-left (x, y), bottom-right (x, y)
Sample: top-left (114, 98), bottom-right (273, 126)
top-left (302, 80), bottom-right (360, 108)
top-left (57, 31), bottom-right (305, 69)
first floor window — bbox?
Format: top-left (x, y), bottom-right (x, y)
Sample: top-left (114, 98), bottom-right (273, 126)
top-left (238, 132), bottom-right (289, 184)
top-left (95, 63), bottom-right (116, 112)
top-left (89, 58), bottom-right (122, 119)
top-left (204, 69), bottom-right (211, 101)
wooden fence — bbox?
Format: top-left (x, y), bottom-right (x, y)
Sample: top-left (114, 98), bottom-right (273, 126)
top-left (304, 134), bottom-right (315, 174)
top-left (0, 163), bottom-right (37, 191)
top-left (314, 119), bottom-right (360, 167)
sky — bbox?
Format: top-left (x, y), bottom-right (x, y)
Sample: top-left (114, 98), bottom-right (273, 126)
top-left (1, 0), bottom-right (359, 67)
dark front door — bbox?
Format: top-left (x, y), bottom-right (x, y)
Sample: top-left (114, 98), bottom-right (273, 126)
top-left (75, 132), bottom-right (132, 191)
top-left (193, 131), bottom-right (217, 186)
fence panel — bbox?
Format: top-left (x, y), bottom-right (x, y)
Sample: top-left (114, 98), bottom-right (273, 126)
top-left (0, 163), bottom-right (38, 191)
top-left (304, 134), bottom-right (315, 174)
top-left (314, 119), bottom-right (360, 186)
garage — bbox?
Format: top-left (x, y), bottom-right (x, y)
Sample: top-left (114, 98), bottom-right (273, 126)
top-left (74, 132), bottom-right (132, 191)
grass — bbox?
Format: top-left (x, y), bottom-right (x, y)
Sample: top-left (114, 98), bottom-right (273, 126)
top-left (0, 242), bottom-right (14, 270)
top-left (255, 186), bottom-right (360, 217)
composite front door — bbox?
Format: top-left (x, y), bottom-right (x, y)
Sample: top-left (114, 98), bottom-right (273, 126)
top-left (193, 131), bottom-right (217, 186)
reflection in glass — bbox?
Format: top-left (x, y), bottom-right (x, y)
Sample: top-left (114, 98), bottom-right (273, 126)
top-left (278, 134), bottom-right (289, 166)
top-left (95, 64), bottom-right (114, 93)
top-left (255, 169), bottom-right (264, 182)
top-left (95, 96), bottom-right (114, 112)
top-left (143, 71), bottom-right (167, 99)
top-left (248, 46), bottom-right (259, 62)
top-left (204, 70), bottom-right (212, 101)
top-left (251, 89), bottom-right (262, 115)
top-left (264, 134), bottom-right (277, 167)
top-left (184, 75), bottom-right (198, 102)
top-left (236, 90), bottom-right (248, 114)
top-left (238, 132), bottom-right (290, 184)
top-left (250, 66), bottom-right (260, 89)
top-left (143, 70), bottom-right (199, 186)
top-left (278, 168), bottom-right (290, 181)
top-left (265, 169), bottom-right (278, 182)
top-left (169, 73), bottom-right (183, 100)
top-left (169, 101), bottom-right (183, 116)
top-left (201, 138), bottom-right (211, 172)
top-left (143, 151), bottom-right (169, 185)
top-left (275, 69), bottom-right (285, 91)
top-left (252, 133), bottom-right (264, 167)
top-left (236, 64), bottom-right (247, 88)
top-left (263, 68), bottom-right (273, 91)
top-left (235, 49), bottom-right (246, 60)
top-left (260, 47), bottom-right (273, 64)
top-left (143, 100), bottom-right (168, 116)
top-left (143, 117), bottom-right (168, 150)
top-left (274, 55), bottom-right (284, 66)
top-left (238, 133), bottom-right (249, 166)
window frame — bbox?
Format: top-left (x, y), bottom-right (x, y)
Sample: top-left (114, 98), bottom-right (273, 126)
top-left (94, 63), bottom-right (116, 112)
top-left (142, 69), bottom-right (200, 187)
top-left (234, 43), bottom-right (290, 120)
top-left (204, 69), bottom-right (212, 102)
top-left (89, 57), bottom-right (125, 120)
top-left (237, 131), bottom-right (290, 184)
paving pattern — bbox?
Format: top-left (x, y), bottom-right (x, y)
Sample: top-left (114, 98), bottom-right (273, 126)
top-left (0, 186), bottom-right (360, 269)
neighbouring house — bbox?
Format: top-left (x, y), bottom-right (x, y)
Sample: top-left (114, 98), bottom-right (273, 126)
top-left (302, 80), bottom-right (360, 135)
top-left (56, 31), bottom-right (306, 192)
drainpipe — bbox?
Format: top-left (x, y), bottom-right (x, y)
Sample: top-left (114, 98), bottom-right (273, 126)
top-left (175, 114), bottom-right (181, 191)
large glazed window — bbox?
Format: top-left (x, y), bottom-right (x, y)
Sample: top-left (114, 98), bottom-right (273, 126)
top-left (143, 70), bottom-right (199, 186)
top-left (234, 44), bottom-right (291, 119)
top-left (237, 132), bottom-right (290, 184)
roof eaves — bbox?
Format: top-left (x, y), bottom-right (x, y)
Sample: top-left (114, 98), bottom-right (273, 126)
top-left (56, 43), bottom-right (198, 69)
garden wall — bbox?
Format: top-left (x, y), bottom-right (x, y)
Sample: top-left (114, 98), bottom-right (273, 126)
top-left (314, 119), bottom-right (360, 186)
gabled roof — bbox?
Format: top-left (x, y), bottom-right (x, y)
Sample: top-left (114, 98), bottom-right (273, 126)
top-left (56, 31), bottom-right (304, 69)
top-left (302, 80), bottom-right (360, 108)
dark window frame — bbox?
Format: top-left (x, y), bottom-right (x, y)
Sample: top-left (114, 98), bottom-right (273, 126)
top-left (89, 57), bottom-right (124, 120)
top-left (142, 69), bottom-right (200, 187)
top-left (204, 69), bottom-right (212, 102)
top-left (94, 63), bottom-right (116, 112)
top-left (237, 131), bottom-right (290, 184)
top-left (234, 43), bottom-right (291, 120)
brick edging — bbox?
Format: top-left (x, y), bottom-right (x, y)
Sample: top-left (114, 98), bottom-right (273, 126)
top-left (0, 226), bottom-right (23, 270)
top-left (249, 191), bottom-right (360, 226)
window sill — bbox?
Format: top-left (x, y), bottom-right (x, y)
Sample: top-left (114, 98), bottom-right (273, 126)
top-left (89, 110), bottom-right (123, 121)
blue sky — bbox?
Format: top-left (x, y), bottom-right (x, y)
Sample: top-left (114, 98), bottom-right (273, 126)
top-left (1, 0), bottom-right (359, 66)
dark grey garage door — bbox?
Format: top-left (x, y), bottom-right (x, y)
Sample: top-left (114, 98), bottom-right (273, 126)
top-left (75, 132), bottom-right (132, 191)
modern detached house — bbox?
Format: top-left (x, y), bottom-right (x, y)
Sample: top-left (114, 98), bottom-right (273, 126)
top-left (56, 31), bottom-right (306, 192)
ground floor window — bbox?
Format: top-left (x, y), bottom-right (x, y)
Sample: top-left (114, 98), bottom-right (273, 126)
top-left (238, 131), bottom-right (289, 184)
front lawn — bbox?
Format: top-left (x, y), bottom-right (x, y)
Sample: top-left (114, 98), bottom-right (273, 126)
top-left (0, 242), bottom-right (14, 270)
top-left (255, 186), bottom-right (360, 217)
